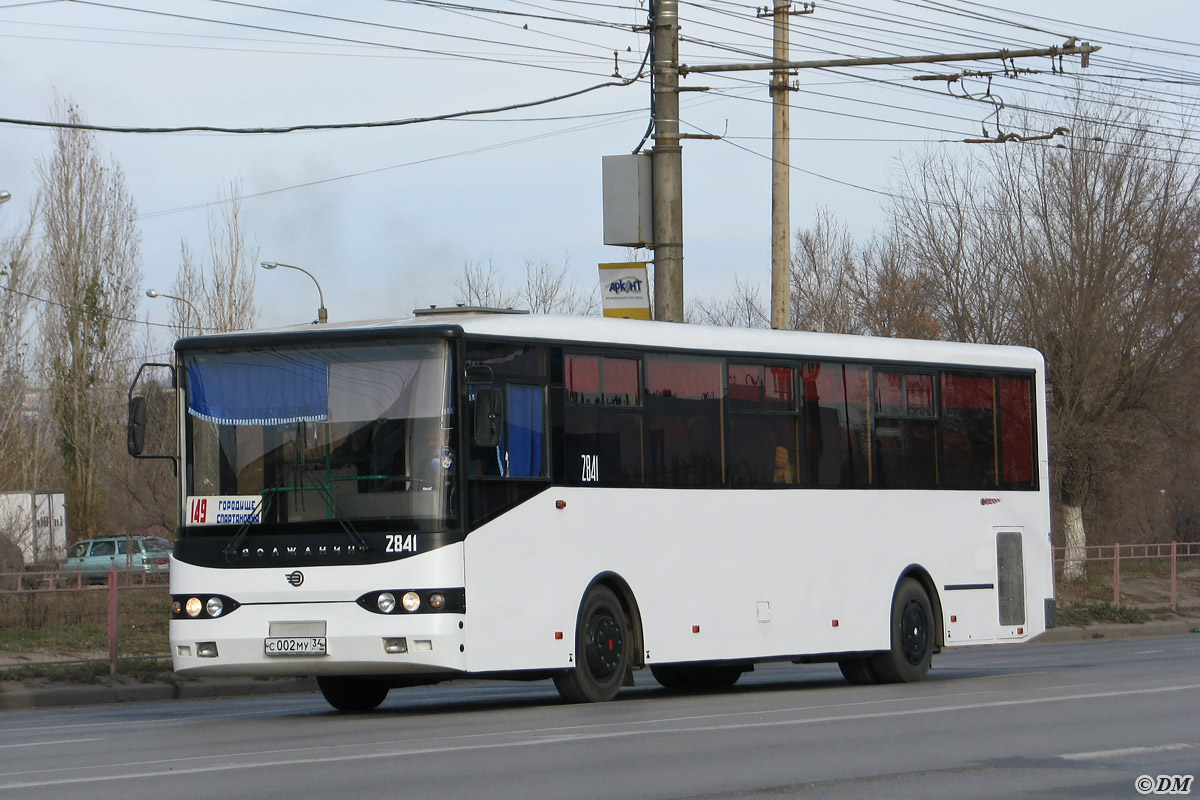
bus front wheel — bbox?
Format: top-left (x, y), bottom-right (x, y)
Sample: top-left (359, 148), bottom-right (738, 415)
top-left (554, 585), bottom-right (630, 703)
top-left (317, 675), bottom-right (389, 712)
top-left (870, 577), bottom-right (934, 683)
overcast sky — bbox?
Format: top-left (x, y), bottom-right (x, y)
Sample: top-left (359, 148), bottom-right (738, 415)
top-left (2, 0), bottom-right (1198, 347)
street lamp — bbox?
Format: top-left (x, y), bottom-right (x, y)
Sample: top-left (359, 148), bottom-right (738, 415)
top-left (146, 289), bottom-right (202, 335)
top-left (260, 261), bottom-right (328, 324)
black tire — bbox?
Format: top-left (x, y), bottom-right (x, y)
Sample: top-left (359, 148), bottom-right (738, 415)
top-left (837, 657), bottom-right (879, 685)
top-left (651, 663), bottom-right (743, 691)
top-left (317, 676), bottom-right (390, 712)
top-left (870, 577), bottom-right (934, 684)
top-left (553, 585), bottom-right (630, 703)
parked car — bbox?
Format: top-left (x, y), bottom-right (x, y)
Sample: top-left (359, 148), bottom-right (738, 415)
top-left (60, 536), bottom-right (171, 580)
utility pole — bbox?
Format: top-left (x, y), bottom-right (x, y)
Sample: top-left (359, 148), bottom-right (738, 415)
top-left (760, 2), bottom-right (814, 330)
top-left (643, 3), bottom-right (1098, 327)
top-left (651, 0), bottom-right (684, 323)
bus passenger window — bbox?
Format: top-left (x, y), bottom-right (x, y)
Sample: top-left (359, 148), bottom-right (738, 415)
top-left (941, 372), bottom-right (996, 489)
top-left (998, 376), bottom-right (1035, 488)
top-left (803, 362), bottom-right (869, 489)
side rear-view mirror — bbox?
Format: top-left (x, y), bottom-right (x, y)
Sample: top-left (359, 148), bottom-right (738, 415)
top-left (473, 387), bottom-right (504, 448)
top-left (127, 396), bottom-right (148, 456)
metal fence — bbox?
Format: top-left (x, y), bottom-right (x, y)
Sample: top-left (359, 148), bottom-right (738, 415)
top-left (1054, 542), bottom-right (1200, 611)
top-left (0, 568), bottom-right (169, 675)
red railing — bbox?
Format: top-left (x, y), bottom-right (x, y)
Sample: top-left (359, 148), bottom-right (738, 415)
top-left (1054, 541), bottom-right (1200, 611)
top-left (0, 567), bottom-right (169, 675)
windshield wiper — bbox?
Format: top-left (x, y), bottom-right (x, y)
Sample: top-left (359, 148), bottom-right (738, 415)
top-left (221, 468), bottom-right (287, 563)
top-left (299, 472), bottom-right (369, 552)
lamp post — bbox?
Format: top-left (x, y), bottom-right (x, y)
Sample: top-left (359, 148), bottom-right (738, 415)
top-left (260, 261), bottom-right (328, 324)
top-left (146, 289), bottom-right (202, 335)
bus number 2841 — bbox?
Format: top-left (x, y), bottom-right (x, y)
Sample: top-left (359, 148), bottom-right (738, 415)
top-left (385, 534), bottom-right (417, 554)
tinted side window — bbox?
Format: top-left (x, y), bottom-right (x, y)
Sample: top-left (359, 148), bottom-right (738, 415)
top-left (91, 541), bottom-right (116, 557)
top-left (563, 355), bottom-right (644, 485)
top-left (873, 370), bottom-right (938, 489)
top-left (998, 375), bottom-right (1036, 489)
top-left (802, 362), bottom-right (870, 488)
top-left (727, 364), bottom-right (798, 487)
top-left (645, 356), bottom-right (723, 487)
top-left (941, 372), bottom-right (996, 489)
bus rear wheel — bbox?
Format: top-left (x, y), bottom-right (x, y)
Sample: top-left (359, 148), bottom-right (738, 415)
top-left (553, 585), bottom-right (630, 703)
top-left (651, 663), bottom-right (743, 691)
top-left (317, 676), bottom-right (390, 712)
top-left (870, 577), bottom-right (934, 683)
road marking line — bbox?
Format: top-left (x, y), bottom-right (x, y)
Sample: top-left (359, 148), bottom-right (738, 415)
top-left (1, 681), bottom-right (1199, 789)
top-left (0, 738), bottom-right (102, 750)
top-left (1059, 743), bottom-right (1194, 761)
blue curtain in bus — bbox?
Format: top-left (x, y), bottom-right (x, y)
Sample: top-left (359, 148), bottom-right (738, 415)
top-left (503, 385), bottom-right (543, 477)
top-left (187, 354), bottom-right (329, 426)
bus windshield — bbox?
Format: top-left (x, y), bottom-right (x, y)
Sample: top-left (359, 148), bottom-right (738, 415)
top-left (182, 340), bottom-right (454, 531)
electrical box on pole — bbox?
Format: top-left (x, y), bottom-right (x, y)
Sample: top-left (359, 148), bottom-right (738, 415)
top-left (602, 154), bottom-right (653, 248)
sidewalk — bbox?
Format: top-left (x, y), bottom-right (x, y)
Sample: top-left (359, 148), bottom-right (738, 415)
top-left (3, 616), bottom-right (1198, 711)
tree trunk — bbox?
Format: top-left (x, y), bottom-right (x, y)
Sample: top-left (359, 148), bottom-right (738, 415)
top-left (1062, 501), bottom-right (1087, 582)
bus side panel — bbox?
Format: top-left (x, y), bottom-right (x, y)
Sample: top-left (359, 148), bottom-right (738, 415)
top-left (461, 486), bottom-right (1051, 675)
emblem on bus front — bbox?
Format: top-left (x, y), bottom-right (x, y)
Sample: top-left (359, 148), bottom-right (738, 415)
top-left (286, 570), bottom-right (304, 587)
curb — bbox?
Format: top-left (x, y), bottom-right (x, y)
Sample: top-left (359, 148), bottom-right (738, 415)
top-left (0, 677), bottom-right (316, 711)
top-left (1032, 617), bottom-right (1200, 645)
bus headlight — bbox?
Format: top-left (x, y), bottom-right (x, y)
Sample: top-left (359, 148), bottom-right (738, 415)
top-left (172, 594), bottom-right (240, 620)
top-left (428, 592), bottom-right (446, 610)
top-left (401, 591), bottom-right (421, 612)
top-left (377, 592), bottom-right (397, 614)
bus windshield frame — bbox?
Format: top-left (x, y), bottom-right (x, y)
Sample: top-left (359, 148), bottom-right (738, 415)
top-left (180, 338), bottom-right (457, 537)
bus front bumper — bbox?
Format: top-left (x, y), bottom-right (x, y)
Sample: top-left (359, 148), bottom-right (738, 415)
top-left (170, 603), bottom-right (467, 677)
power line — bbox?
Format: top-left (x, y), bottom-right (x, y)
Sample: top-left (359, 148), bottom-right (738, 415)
top-left (2, 284), bottom-right (183, 331)
top-left (0, 70), bottom-right (646, 134)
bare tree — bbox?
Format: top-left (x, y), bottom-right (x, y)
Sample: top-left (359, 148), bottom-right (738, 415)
top-left (0, 205), bottom-right (54, 495)
top-left (888, 152), bottom-right (1016, 344)
top-left (791, 207), bottom-right (860, 334)
top-left (36, 98), bottom-right (143, 541)
top-left (689, 277), bottom-right (769, 328)
top-left (891, 96), bottom-right (1200, 579)
top-left (1004, 107), bottom-right (1200, 578)
top-left (523, 256), bottom-right (598, 315)
top-left (174, 180), bottom-right (258, 334)
top-left (855, 232), bottom-right (940, 340)
top-left (451, 259), bottom-right (520, 310)
top-left (451, 256), bottom-right (598, 315)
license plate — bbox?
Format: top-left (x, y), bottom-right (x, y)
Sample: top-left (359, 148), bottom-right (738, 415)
top-left (264, 636), bottom-right (327, 656)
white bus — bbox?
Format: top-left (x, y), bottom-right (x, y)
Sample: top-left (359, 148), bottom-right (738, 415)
top-left (129, 310), bottom-right (1053, 711)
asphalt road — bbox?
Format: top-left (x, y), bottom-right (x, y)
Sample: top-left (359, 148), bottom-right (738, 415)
top-left (0, 636), bottom-right (1197, 800)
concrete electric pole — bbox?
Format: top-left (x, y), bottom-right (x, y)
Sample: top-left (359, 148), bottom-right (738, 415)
top-left (761, 2), bottom-right (814, 330)
top-left (651, 0), bottom-right (684, 324)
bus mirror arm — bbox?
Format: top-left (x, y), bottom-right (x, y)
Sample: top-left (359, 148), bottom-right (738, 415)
top-left (127, 362), bottom-right (178, 476)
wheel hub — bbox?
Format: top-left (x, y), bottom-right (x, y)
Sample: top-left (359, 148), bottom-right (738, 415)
top-left (900, 597), bottom-right (928, 666)
top-left (584, 611), bottom-right (624, 680)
